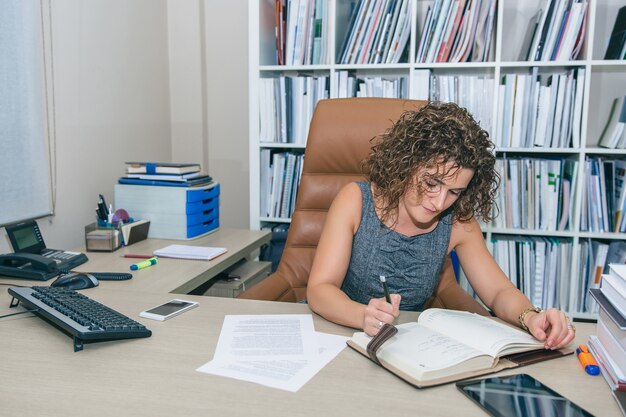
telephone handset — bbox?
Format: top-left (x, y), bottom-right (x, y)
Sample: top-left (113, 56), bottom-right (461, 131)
top-left (0, 253), bottom-right (60, 281)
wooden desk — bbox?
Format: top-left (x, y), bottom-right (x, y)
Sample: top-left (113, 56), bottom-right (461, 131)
top-left (0, 228), bottom-right (271, 294)
top-left (0, 288), bottom-right (619, 417)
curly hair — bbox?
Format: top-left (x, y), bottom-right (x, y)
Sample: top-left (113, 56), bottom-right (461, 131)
top-left (362, 102), bottom-right (499, 224)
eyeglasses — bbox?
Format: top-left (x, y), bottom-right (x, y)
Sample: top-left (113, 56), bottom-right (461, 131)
top-left (415, 173), bottom-right (464, 197)
top-left (419, 173), bottom-right (443, 195)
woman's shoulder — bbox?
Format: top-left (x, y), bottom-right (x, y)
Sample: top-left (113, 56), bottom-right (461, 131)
top-left (337, 181), bottom-right (367, 200)
top-left (450, 217), bottom-right (484, 244)
top-left (329, 182), bottom-right (366, 228)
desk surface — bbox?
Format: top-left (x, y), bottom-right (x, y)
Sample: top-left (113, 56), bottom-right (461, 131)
top-left (0, 228), bottom-right (620, 417)
top-left (1, 228), bottom-right (271, 295)
top-left (0, 287), bottom-right (619, 417)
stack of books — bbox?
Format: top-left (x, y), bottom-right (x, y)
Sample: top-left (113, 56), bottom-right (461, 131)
top-left (416, 0), bottom-right (497, 64)
top-left (338, 0), bottom-right (412, 65)
top-left (119, 162), bottom-right (213, 187)
top-left (588, 264), bottom-right (626, 393)
top-left (520, 0), bottom-right (588, 62)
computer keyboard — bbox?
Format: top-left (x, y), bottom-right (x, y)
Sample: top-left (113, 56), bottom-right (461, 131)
top-left (8, 286), bottom-right (151, 352)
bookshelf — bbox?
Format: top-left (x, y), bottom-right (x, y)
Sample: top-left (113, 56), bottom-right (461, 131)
top-left (249, 0), bottom-right (626, 319)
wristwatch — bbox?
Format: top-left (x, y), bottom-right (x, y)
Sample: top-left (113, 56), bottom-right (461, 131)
top-left (518, 307), bottom-right (543, 332)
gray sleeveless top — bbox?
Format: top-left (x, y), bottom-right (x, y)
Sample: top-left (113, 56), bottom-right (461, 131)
top-left (341, 182), bottom-right (453, 311)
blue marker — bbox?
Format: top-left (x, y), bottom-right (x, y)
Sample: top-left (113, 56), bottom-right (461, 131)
top-left (130, 257), bottom-right (158, 271)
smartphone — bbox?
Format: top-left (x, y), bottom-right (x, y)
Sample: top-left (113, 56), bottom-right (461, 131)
top-left (139, 299), bottom-right (199, 321)
top-left (456, 373), bottom-right (594, 417)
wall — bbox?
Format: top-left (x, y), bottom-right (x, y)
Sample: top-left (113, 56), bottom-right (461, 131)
top-left (0, 0), bottom-right (172, 253)
top-left (168, 1), bottom-right (250, 230)
top-left (0, 0), bottom-right (250, 254)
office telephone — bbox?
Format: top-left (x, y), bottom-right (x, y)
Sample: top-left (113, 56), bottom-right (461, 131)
top-left (0, 252), bottom-right (61, 280)
top-left (1, 220), bottom-right (89, 280)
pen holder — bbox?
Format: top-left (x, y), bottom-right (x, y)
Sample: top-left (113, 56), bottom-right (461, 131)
top-left (84, 223), bottom-right (122, 252)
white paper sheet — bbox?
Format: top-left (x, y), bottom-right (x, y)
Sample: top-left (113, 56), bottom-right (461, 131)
top-left (197, 315), bottom-right (348, 392)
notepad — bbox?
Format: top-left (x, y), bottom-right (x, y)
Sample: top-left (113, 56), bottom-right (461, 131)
top-left (153, 244), bottom-right (227, 260)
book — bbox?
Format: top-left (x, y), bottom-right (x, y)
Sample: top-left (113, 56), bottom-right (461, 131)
top-left (125, 162), bottom-right (201, 175)
top-left (597, 319), bottom-right (626, 374)
top-left (611, 389), bottom-right (626, 417)
top-left (588, 335), bottom-right (626, 391)
top-left (346, 308), bottom-right (570, 388)
top-left (125, 172), bottom-right (203, 181)
top-left (118, 176), bottom-right (213, 188)
top-left (598, 96), bottom-right (626, 149)
top-left (605, 5), bottom-right (626, 60)
top-left (598, 287), bottom-right (626, 351)
top-left (153, 244), bottom-right (227, 261)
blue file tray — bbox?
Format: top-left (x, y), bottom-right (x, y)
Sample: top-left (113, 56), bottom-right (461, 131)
top-left (186, 184), bottom-right (220, 204)
top-left (187, 217), bottom-right (220, 239)
top-left (186, 188), bottom-right (220, 215)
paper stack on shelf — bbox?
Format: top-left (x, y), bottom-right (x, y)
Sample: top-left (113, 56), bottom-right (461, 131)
top-left (588, 264), bottom-right (626, 392)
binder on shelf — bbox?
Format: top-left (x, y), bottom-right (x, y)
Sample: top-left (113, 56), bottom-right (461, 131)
top-left (118, 175), bottom-right (213, 188)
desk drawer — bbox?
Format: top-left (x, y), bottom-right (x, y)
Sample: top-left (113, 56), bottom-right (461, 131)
top-left (186, 195), bottom-right (219, 215)
top-left (186, 184), bottom-right (220, 203)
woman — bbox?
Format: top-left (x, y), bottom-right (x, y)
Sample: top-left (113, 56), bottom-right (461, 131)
top-left (306, 102), bottom-right (575, 350)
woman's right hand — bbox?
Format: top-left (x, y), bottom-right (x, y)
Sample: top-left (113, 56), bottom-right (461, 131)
top-left (363, 294), bottom-right (401, 336)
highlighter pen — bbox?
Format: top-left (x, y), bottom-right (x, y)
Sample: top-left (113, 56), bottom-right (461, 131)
top-left (379, 275), bottom-right (391, 303)
top-left (576, 345), bottom-right (600, 376)
top-left (130, 257), bottom-right (158, 271)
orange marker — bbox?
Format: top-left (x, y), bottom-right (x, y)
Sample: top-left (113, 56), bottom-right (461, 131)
top-left (576, 345), bottom-right (600, 376)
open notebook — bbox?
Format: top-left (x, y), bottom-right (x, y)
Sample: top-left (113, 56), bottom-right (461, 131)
top-left (153, 244), bottom-right (227, 261)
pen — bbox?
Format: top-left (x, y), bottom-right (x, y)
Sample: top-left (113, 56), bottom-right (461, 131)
top-left (379, 275), bottom-right (391, 303)
top-left (576, 345), bottom-right (600, 376)
top-left (123, 254), bottom-right (154, 259)
top-left (130, 257), bottom-right (158, 271)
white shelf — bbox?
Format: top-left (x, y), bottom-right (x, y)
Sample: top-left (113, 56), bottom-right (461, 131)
top-left (249, 0), bottom-right (626, 318)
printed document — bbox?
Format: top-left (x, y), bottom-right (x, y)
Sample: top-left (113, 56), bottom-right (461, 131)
top-left (196, 314), bottom-right (347, 392)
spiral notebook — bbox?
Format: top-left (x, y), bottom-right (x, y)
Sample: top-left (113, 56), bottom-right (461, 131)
top-left (153, 244), bottom-right (227, 260)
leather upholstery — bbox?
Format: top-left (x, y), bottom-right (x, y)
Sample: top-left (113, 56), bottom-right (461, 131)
top-left (239, 98), bottom-right (489, 316)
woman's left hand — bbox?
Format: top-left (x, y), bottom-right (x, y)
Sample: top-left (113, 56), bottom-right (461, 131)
top-left (525, 308), bottom-right (576, 349)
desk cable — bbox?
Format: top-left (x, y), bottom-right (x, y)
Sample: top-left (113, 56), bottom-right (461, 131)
top-left (58, 270), bottom-right (133, 281)
top-left (0, 308), bottom-right (39, 319)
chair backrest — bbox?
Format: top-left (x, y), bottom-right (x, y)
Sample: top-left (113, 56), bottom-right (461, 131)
top-left (239, 98), bottom-right (489, 316)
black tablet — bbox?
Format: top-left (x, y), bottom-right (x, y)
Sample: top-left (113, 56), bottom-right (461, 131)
top-left (456, 374), bottom-right (594, 417)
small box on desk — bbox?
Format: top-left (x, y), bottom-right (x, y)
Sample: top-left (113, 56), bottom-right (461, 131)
top-left (204, 261), bottom-right (271, 298)
top-left (115, 182), bottom-right (220, 240)
top-left (84, 223), bottom-right (121, 252)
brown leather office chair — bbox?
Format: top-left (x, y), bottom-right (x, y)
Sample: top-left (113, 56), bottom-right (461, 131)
top-left (239, 98), bottom-right (489, 316)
